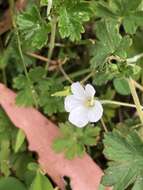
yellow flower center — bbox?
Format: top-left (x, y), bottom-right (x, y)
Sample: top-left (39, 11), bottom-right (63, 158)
top-left (85, 97), bottom-right (95, 107)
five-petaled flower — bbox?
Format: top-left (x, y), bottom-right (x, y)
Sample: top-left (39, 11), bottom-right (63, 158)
top-left (64, 82), bottom-right (103, 128)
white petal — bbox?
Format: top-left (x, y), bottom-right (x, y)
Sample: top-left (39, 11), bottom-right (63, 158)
top-left (88, 100), bottom-right (103, 122)
top-left (64, 95), bottom-right (82, 112)
top-left (71, 82), bottom-right (86, 99)
top-left (68, 106), bottom-right (88, 128)
top-left (85, 84), bottom-right (96, 97)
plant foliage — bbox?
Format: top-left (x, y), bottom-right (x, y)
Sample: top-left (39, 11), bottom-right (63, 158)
top-left (53, 122), bottom-right (100, 159)
top-left (1, 0), bottom-right (143, 189)
top-left (102, 130), bottom-right (143, 190)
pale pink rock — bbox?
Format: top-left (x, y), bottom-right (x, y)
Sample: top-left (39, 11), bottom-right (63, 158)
top-left (0, 83), bottom-right (111, 190)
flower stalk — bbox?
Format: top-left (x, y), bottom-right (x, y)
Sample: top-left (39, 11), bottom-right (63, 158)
top-left (101, 100), bottom-right (143, 109)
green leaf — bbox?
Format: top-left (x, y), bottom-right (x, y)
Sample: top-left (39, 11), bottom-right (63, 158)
top-left (13, 75), bottom-right (28, 90)
top-left (123, 11), bottom-right (143, 34)
top-left (96, 0), bottom-right (143, 34)
top-left (58, 2), bottom-right (91, 41)
top-left (30, 171), bottom-right (54, 190)
top-left (17, 6), bottom-right (50, 49)
top-left (53, 138), bottom-right (68, 153)
top-left (13, 70), bottom-right (64, 111)
top-left (0, 177), bottom-right (27, 190)
top-left (13, 73), bottom-right (38, 107)
top-left (53, 122), bottom-right (100, 159)
top-left (0, 139), bottom-right (10, 176)
top-left (38, 79), bottom-right (64, 116)
top-left (113, 77), bottom-right (131, 95)
top-left (39, 95), bottom-right (64, 116)
top-left (51, 86), bottom-right (70, 97)
top-left (93, 72), bottom-right (115, 86)
top-left (28, 162), bottom-right (39, 172)
top-left (14, 129), bottom-right (25, 153)
top-left (82, 127), bottom-right (100, 146)
top-left (0, 109), bottom-right (17, 176)
top-left (0, 108), bottom-right (13, 133)
top-left (114, 0), bottom-right (142, 12)
top-left (40, 0), bottom-right (48, 6)
top-left (90, 20), bottom-right (131, 69)
top-left (95, 2), bottom-right (117, 19)
top-left (12, 153), bottom-right (34, 180)
top-left (115, 36), bottom-right (132, 58)
top-left (15, 87), bottom-right (36, 107)
top-left (99, 184), bottom-right (106, 190)
top-left (65, 143), bottom-right (84, 160)
top-left (102, 130), bottom-right (143, 190)
top-left (132, 176), bottom-right (143, 190)
top-left (29, 67), bottom-right (45, 83)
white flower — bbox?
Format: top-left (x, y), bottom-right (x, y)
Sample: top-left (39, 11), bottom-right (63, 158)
top-left (64, 82), bottom-right (103, 128)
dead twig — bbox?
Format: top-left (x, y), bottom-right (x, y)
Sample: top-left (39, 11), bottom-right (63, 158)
top-left (0, 83), bottom-right (111, 190)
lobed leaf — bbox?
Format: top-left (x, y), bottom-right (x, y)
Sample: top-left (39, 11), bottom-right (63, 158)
top-left (53, 122), bottom-right (100, 159)
top-left (58, 2), bottom-right (91, 41)
top-left (17, 6), bottom-right (50, 49)
top-left (102, 130), bottom-right (143, 189)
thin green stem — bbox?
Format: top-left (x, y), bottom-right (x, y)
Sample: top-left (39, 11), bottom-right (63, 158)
top-left (132, 123), bottom-right (143, 129)
top-left (53, 39), bottom-right (95, 47)
top-left (2, 69), bottom-right (7, 85)
top-left (0, 37), bottom-right (7, 86)
top-left (100, 118), bottom-right (108, 132)
top-left (45, 16), bottom-right (57, 74)
top-left (101, 100), bottom-right (143, 109)
top-left (9, 0), bottom-right (38, 108)
top-left (60, 68), bottom-right (91, 82)
top-left (59, 64), bottom-right (73, 84)
top-left (81, 71), bottom-right (95, 84)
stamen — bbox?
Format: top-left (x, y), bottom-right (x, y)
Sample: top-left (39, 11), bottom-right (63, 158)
top-left (85, 97), bottom-right (95, 107)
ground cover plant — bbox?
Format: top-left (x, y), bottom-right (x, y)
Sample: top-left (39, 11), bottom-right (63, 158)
top-left (1, 0), bottom-right (143, 189)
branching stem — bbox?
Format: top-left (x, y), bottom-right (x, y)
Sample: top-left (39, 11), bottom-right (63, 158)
top-left (59, 64), bottom-right (73, 84)
top-left (132, 80), bottom-right (143, 93)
